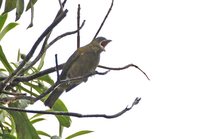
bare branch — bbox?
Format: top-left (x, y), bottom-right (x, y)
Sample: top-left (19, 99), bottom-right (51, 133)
top-left (93, 0), bottom-right (114, 39)
top-left (55, 54), bottom-right (60, 81)
top-left (77, 4), bottom-right (81, 49)
top-left (0, 97), bottom-right (141, 118)
top-left (98, 64), bottom-right (150, 80)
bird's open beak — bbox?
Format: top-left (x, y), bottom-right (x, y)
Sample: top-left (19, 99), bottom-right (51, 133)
top-left (101, 39), bottom-right (112, 51)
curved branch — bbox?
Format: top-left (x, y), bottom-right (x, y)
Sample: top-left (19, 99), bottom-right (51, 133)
top-left (98, 64), bottom-right (150, 80)
top-left (0, 97), bottom-right (141, 118)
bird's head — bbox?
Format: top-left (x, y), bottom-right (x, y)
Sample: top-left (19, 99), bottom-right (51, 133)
top-left (91, 37), bottom-right (111, 52)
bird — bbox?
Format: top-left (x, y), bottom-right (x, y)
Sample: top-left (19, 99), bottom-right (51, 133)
top-left (44, 37), bottom-right (111, 108)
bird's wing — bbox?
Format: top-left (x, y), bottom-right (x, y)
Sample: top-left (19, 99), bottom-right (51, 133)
top-left (59, 47), bottom-right (83, 80)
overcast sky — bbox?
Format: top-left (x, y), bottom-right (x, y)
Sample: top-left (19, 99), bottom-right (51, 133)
top-left (1, 0), bottom-right (200, 139)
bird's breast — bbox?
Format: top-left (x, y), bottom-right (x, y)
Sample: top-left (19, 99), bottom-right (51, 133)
top-left (67, 51), bottom-right (100, 78)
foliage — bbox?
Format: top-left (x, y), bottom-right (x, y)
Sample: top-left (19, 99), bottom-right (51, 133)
top-left (0, 8), bottom-right (92, 139)
top-left (0, 0), bottom-right (38, 27)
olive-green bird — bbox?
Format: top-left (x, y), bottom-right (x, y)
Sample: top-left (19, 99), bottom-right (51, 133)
top-left (44, 37), bottom-right (111, 107)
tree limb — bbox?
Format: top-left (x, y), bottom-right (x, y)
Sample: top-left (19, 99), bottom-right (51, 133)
top-left (0, 97), bottom-right (141, 118)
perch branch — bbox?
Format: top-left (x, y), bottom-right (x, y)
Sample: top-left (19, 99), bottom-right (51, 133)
top-left (98, 64), bottom-right (150, 80)
top-left (34, 70), bottom-right (110, 102)
top-left (93, 0), bottom-right (114, 39)
top-left (0, 97), bottom-right (141, 118)
top-left (0, 63), bottom-right (148, 85)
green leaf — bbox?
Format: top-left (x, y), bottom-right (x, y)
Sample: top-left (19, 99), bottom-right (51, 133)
top-left (37, 130), bottom-right (51, 137)
top-left (52, 99), bottom-right (71, 128)
top-left (65, 130), bottom-right (93, 139)
top-left (31, 118), bottom-right (45, 124)
top-left (16, 84), bottom-right (38, 97)
top-left (17, 49), bottom-right (20, 61)
top-left (38, 74), bottom-right (54, 85)
top-left (0, 45), bottom-right (14, 73)
top-left (3, 0), bottom-right (17, 14)
top-left (23, 82), bottom-right (46, 95)
top-left (7, 111), bottom-right (40, 139)
top-left (0, 14), bottom-right (7, 32)
top-left (30, 113), bottom-right (43, 120)
top-left (26, 0), bottom-right (37, 11)
top-left (37, 52), bottom-right (45, 71)
top-left (16, 0), bottom-right (24, 21)
top-left (0, 22), bottom-right (18, 40)
top-left (0, 134), bottom-right (16, 139)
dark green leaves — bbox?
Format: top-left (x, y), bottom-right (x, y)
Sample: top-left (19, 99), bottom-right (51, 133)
top-left (0, 14), bottom-right (18, 40)
top-left (26, 0), bottom-right (37, 11)
top-left (3, 0), bottom-right (17, 14)
top-left (0, 45), bottom-right (14, 73)
top-left (16, 0), bottom-right (24, 21)
top-left (7, 111), bottom-right (40, 139)
top-left (52, 99), bottom-right (72, 128)
top-left (1, 0), bottom-right (38, 23)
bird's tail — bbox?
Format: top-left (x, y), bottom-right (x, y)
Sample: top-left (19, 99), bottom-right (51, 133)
top-left (44, 86), bottom-right (64, 108)
top-left (44, 84), bottom-right (79, 108)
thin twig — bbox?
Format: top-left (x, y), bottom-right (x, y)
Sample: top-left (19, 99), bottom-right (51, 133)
top-left (47, 20), bottom-right (85, 49)
top-left (77, 4), bottom-right (81, 49)
top-left (0, 97), bottom-right (141, 118)
top-left (98, 64), bottom-right (150, 80)
top-left (55, 54), bottom-right (60, 81)
top-left (93, 0), bottom-right (114, 39)
top-left (58, 0), bottom-right (64, 12)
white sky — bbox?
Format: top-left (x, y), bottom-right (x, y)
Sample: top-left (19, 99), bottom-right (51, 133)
top-left (1, 0), bottom-right (200, 139)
